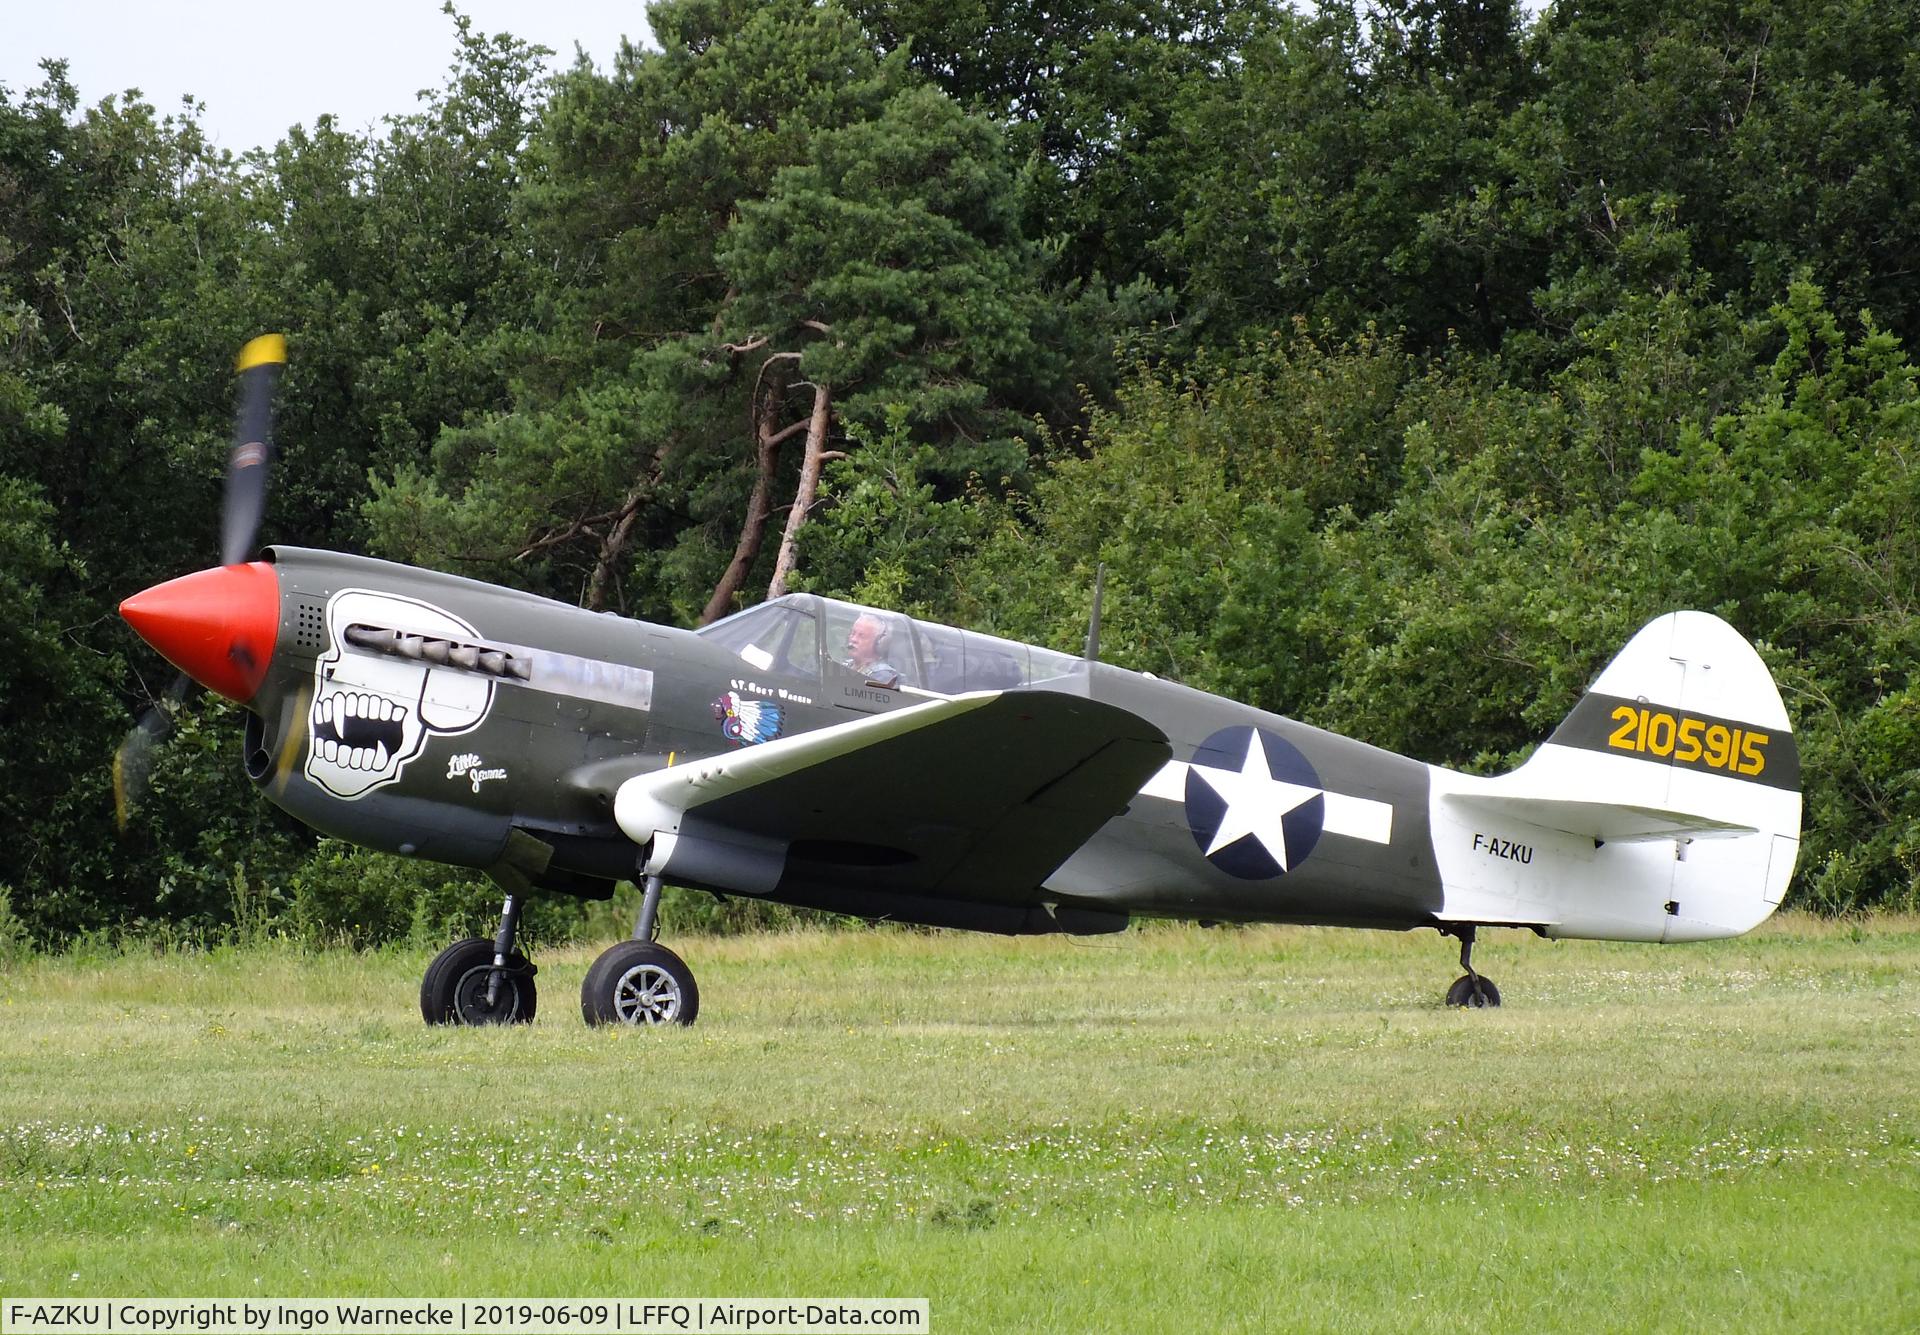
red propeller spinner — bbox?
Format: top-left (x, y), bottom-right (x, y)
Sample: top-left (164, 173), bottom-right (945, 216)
top-left (119, 562), bottom-right (279, 703)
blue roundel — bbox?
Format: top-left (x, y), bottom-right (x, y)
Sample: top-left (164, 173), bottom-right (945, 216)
top-left (1182, 726), bottom-right (1326, 879)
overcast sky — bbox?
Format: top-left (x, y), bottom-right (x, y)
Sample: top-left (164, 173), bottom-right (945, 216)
top-left (1, 1), bottom-right (650, 154)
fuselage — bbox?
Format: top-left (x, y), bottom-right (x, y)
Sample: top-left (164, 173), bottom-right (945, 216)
top-left (165, 546), bottom-right (1438, 933)
top-left (126, 545), bottom-right (1796, 947)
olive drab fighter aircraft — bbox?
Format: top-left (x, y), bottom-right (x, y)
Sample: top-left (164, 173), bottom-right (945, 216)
top-left (116, 338), bottom-right (1803, 1027)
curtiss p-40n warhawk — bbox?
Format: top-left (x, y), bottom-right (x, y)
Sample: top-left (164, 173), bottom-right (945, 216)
top-left (117, 338), bottom-right (1802, 1026)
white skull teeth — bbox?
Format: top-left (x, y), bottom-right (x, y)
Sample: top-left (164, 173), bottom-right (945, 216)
top-left (312, 692), bottom-right (409, 768)
top-left (317, 693), bottom-right (399, 725)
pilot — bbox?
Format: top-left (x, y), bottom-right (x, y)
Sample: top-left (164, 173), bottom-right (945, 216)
top-left (845, 613), bottom-right (903, 688)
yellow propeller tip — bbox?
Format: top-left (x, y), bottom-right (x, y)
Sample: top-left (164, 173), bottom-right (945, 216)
top-left (235, 333), bottom-right (287, 373)
top-left (112, 751), bottom-right (130, 832)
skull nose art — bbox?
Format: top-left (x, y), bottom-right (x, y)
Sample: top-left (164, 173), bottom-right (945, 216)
top-left (120, 562), bottom-right (280, 703)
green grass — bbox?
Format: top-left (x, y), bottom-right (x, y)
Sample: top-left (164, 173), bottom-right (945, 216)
top-left (1, 916), bottom-right (1916, 1331)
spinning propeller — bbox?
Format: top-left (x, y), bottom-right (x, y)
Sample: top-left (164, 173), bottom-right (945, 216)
top-left (113, 335), bottom-right (287, 829)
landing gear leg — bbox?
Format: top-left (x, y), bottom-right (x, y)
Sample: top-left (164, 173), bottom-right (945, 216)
top-left (1443, 925), bottom-right (1501, 1009)
top-left (634, 871), bottom-right (663, 941)
top-left (486, 891), bottom-right (525, 1009)
top-left (581, 872), bottom-right (699, 1026)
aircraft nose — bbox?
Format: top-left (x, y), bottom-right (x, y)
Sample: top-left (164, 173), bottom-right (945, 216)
top-left (120, 562), bottom-right (280, 703)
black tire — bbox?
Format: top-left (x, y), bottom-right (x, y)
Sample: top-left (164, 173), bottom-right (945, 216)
top-left (420, 937), bottom-right (487, 1022)
top-left (1445, 972), bottom-right (1501, 1008)
top-left (420, 937), bottom-right (537, 1025)
top-left (581, 940), bottom-right (699, 1027)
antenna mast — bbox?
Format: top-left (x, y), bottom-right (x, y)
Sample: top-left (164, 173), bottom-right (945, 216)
top-left (1083, 563), bottom-right (1106, 662)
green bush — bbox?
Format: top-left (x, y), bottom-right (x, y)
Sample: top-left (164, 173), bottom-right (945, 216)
top-left (0, 884), bottom-right (31, 964)
top-left (284, 842), bottom-right (588, 949)
top-left (577, 881), bottom-right (848, 941)
top-left (286, 844), bottom-right (850, 950)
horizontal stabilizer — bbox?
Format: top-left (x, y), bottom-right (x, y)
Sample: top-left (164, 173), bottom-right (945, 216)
top-left (1443, 792), bottom-right (1756, 843)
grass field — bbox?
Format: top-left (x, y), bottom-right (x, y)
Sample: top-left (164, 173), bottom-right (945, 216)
top-left (1, 916), bottom-right (1915, 1332)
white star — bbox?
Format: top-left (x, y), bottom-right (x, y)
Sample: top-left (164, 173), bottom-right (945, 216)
top-left (1192, 733), bottom-right (1323, 870)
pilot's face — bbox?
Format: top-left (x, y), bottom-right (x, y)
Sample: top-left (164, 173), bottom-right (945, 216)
top-left (847, 617), bottom-right (883, 665)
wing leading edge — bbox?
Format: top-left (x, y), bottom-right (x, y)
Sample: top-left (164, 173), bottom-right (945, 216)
top-left (615, 690), bottom-right (1172, 909)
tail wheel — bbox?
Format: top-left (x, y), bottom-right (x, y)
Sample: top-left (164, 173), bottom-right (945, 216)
top-left (581, 940), bottom-right (699, 1027)
top-left (421, 937), bottom-right (538, 1025)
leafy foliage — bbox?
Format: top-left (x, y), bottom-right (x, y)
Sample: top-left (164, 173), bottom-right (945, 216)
top-left (5, 0), bottom-right (1920, 939)
top-left (916, 286), bottom-right (1920, 909)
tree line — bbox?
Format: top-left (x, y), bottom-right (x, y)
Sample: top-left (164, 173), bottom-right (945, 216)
top-left (2, 0), bottom-right (1915, 948)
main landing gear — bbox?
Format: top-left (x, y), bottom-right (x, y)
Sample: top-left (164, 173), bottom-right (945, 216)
top-left (420, 871), bottom-right (700, 1028)
top-left (423, 830), bottom-right (550, 1027)
top-left (420, 891), bottom-right (538, 1025)
top-left (582, 873), bottom-right (699, 1027)
top-left (1442, 924), bottom-right (1501, 1008)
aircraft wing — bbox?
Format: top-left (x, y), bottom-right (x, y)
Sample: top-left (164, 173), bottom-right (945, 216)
top-left (614, 691), bottom-right (1171, 902)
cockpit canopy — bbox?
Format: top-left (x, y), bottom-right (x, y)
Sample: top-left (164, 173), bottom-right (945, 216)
top-left (695, 594), bottom-right (1085, 694)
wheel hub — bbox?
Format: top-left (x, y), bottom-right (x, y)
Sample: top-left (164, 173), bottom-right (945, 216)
top-left (612, 963), bottom-right (683, 1025)
top-left (452, 964), bottom-right (524, 1024)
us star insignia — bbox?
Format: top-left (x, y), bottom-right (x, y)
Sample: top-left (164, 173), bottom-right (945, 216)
top-left (1182, 726), bottom-right (1327, 879)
